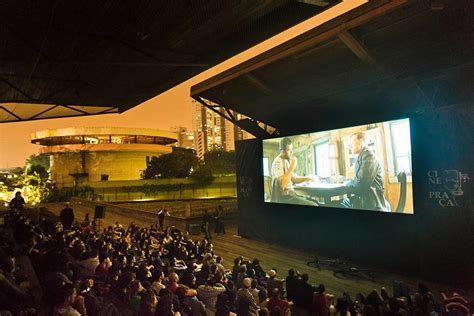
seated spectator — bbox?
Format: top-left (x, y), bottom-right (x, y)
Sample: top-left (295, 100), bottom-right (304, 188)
top-left (156, 292), bottom-right (180, 316)
top-left (216, 256), bottom-right (227, 277)
top-left (79, 249), bottom-right (100, 275)
top-left (216, 292), bottom-right (232, 316)
top-left (95, 253), bottom-right (111, 279)
top-left (129, 280), bottom-right (145, 313)
top-left (235, 277), bottom-right (260, 316)
top-left (294, 273), bottom-right (314, 310)
top-left (151, 269), bottom-right (166, 295)
top-left (181, 272), bottom-right (197, 289)
top-left (312, 284), bottom-right (329, 316)
top-left (0, 263), bottom-right (31, 314)
top-left (250, 278), bottom-right (260, 303)
top-left (268, 288), bottom-right (292, 316)
top-left (236, 265), bottom-right (247, 289)
top-left (52, 282), bottom-right (87, 316)
top-left (285, 269), bottom-right (299, 302)
top-left (197, 275), bottom-right (226, 310)
top-left (251, 259), bottom-right (266, 280)
top-left (335, 298), bottom-right (350, 316)
top-left (365, 290), bottom-right (384, 316)
top-left (139, 289), bottom-right (157, 316)
top-left (167, 272), bottom-right (180, 294)
top-left (232, 257), bottom-right (242, 282)
top-left (176, 286), bottom-right (207, 316)
top-left (266, 269), bottom-right (284, 294)
top-left (414, 283), bottom-right (435, 315)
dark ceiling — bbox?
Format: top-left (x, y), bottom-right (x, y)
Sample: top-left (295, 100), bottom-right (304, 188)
top-left (0, 0), bottom-right (340, 122)
top-left (192, 0), bottom-right (474, 136)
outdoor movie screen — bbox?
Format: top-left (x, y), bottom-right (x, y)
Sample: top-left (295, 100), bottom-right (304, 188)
top-left (262, 118), bottom-right (414, 214)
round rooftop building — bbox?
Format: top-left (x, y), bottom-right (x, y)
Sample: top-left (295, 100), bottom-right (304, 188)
top-left (31, 127), bottom-right (178, 188)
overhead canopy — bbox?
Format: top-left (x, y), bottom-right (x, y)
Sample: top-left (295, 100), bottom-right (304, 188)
top-left (191, 0), bottom-right (474, 136)
top-left (0, 0), bottom-right (340, 123)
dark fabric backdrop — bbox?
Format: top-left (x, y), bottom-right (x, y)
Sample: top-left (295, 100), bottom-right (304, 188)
top-left (236, 106), bottom-right (473, 285)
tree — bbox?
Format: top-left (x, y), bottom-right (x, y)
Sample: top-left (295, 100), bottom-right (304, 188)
top-left (26, 154), bottom-right (50, 179)
top-left (202, 147), bottom-right (236, 175)
top-left (26, 154), bottom-right (50, 170)
top-left (141, 148), bottom-right (198, 179)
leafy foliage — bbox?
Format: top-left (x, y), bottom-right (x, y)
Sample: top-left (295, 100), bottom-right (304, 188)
top-left (141, 148), bottom-right (198, 179)
top-left (17, 171), bottom-right (54, 203)
top-left (26, 154), bottom-right (50, 171)
top-left (201, 148), bottom-right (236, 176)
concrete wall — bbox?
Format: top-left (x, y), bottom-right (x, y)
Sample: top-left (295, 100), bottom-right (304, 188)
top-left (51, 151), bottom-right (161, 187)
top-left (82, 176), bottom-right (237, 202)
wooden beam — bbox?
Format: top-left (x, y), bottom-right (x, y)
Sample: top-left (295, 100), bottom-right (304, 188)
top-left (337, 30), bottom-right (375, 65)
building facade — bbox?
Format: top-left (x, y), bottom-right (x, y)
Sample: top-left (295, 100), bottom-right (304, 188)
top-left (31, 127), bottom-right (178, 188)
top-left (170, 126), bottom-right (195, 150)
top-left (192, 99), bottom-right (253, 159)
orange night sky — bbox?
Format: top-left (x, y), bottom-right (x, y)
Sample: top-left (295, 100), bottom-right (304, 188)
top-left (0, 1), bottom-right (365, 168)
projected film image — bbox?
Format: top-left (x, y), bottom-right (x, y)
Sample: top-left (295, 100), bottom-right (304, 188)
top-left (262, 118), bottom-right (414, 214)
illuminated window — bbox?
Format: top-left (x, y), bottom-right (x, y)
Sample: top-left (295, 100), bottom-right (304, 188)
top-left (390, 120), bottom-right (412, 175)
top-left (314, 141), bottom-right (331, 177)
top-left (384, 118), bottom-right (412, 183)
top-left (262, 157), bottom-right (270, 177)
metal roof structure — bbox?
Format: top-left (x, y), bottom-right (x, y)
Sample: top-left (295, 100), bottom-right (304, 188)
top-left (191, 0), bottom-right (473, 137)
top-left (0, 0), bottom-right (339, 123)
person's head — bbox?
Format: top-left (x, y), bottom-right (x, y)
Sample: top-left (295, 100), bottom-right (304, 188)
top-left (216, 256), bottom-right (222, 264)
top-left (317, 284), bottom-right (325, 293)
top-left (130, 280), bottom-right (144, 296)
top-left (301, 273), bottom-right (309, 283)
top-left (271, 288), bottom-right (280, 299)
top-left (336, 298), bottom-right (348, 313)
top-left (153, 269), bottom-right (165, 282)
top-left (417, 282), bottom-right (430, 295)
top-left (15, 191), bottom-right (22, 198)
top-left (243, 277), bottom-right (252, 289)
top-left (168, 272), bottom-right (179, 284)
top-left (156, 293), bottom-right (174, 316)
top-left (268, 269), bottom-right (276, 278)
top-left (234, 257), bottom-right (241, 265)
top-left (251, 278), bottom-right (258, 289)
top-left (350, 132), bottom-right (366, 155)
top-left (175, 286), bottom-right (187, 301)
top-left (57, 282), bottom-right (76, 305)
top-left (279, 137), bottom-right (293, 159)
top-left (288, 269), bottom-right (295, 277)
top-left (141, 289), bottom-right (157, 308)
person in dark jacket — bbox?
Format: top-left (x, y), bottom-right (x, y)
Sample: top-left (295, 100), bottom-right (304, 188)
top-left (59, 203), bottom-right (75, 230)
top-left (9, 191), bottom-right (25, 215)
top-left (343, 132), bottom-right (391, 212)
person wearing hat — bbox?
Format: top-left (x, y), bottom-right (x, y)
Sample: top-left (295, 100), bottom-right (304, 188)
top-left (266, 269), bottom-right (284, 295)
top-left (235, 277), bottom-right (259, 315)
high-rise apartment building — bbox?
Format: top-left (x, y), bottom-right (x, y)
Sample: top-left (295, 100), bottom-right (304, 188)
top-left (191, 99), bottom-right (253, 159)
top-left (170, 126), bottom-right (195, 150)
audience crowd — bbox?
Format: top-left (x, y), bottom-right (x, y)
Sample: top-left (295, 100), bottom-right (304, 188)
top-left (0, 210), bottom-right (472, 316)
